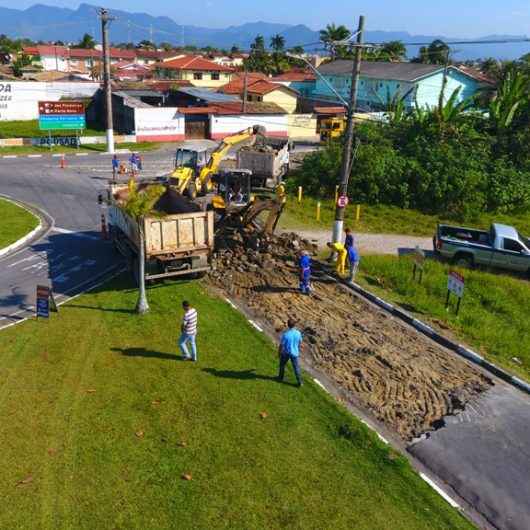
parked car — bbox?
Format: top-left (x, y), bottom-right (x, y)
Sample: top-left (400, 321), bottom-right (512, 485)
top-left (433, 223), bottom-right (530, 276)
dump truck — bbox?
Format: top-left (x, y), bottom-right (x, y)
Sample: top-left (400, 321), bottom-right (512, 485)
top-left (108, 183), bottom-right (214, 282)
top-left (237, 137), bottom-right (291, 188)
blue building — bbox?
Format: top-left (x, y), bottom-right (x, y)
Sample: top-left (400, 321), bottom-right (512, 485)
top-left (313, 61), bottom-right (487, 111)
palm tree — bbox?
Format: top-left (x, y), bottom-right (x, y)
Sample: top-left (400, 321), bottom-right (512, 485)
top-left (250, 35), bottom-right (265, 53)
top-left (77, 33), bottom-right (96, 50)
top-left (380, 40), bottom-right (407, 61)
top-left (270, 34), bottom-right (285, 53)
top-left (320, 23), bottom-right (351, 59)
top-left (123, 181), bottom-right (165, 314)
top-left (489, 71), bottom-right (527, 131)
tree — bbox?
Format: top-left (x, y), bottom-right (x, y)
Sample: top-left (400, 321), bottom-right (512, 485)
top-left (159, 42), bottom-right (173, 52)
top-left (415, 40), bottom-right (449, 65)
top-left (489, 70), bottom-right (528, 132)
top-left (77, 33), bottom-right (96, 49)
top-left (230, 45), bottom-right (240, 54)
top-left (12, 53), bottom-right (35, 77)
top-left (137, 39), bottom-right (155, 50)
top-left (380, 40), bottom-right (407, 61)
top-left (122, 181), bottom-right (165, 314)
top-left (288, 45), bottom-right (305, 56)
top-left (251, 35), bottom-right (265, 53)
top-left (319, 23), bottom-right (351, 59)
top-left (270, 34), bottom-right (285, 53)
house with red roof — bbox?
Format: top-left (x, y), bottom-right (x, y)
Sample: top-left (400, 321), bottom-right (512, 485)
top-left (219, 75), bottom-right (299, 114)
top-left (154, 55), bottom-right (234, 88)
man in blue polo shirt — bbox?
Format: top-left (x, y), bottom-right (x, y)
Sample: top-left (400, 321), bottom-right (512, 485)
top-left (278, 319), bottom-right (303, 387)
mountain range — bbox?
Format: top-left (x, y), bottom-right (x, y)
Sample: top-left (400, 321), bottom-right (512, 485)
top-left (1, 3), bottom-right (528, 61)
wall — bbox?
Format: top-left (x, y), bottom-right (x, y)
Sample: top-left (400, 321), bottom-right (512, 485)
top-left (134, 107), bottom-right (185, 142)
top-left (0, 81), bottom-right (100, 121)
top-left (210, 114), bottom-right (288, 140)
top-left (159, 69), bottom-right (232, 88)
top-left (263, 87), bottom-right (297, 114)
top-left (415, 70), bottom-right (479, 109)
top-left (286, 114), bottom-right (318, 140)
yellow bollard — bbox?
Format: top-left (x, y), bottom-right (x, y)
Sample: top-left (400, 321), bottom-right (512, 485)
top-left (316, 201), bottom-right (321, 222)
top-left (298, 186), bottom-right (303, 203)
top-left (355, 204), bottom-right (361, 221)
top-left (335, 185), bottom-right (339, 203)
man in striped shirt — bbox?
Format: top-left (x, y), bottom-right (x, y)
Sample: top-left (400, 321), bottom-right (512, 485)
top-left (179, 301), bottom-right (198, 362)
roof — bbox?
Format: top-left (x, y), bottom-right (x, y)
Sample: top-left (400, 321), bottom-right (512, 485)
top-left (114, 61), bottom-right (151, 70)
top-left (23, 45), bottom-right (137, 60)
top-left (154, 55), bottom-right (234, 72)
top-left (178, 101), bottom-right (286, 115)
top-left (220, 78), bottom-right (298, 97)
top-left (175, 86), bottom-right (241, 103)
top-left (146, 80), bottom-right (193, 92)
top-left (314, 106), bottom-right (346, 115)
top-left (113, 91), bottom-right (153, 108)
top-left (456, 65), bottom-right (496, 85)
top-left (118, 89), bottom-right (163, 99)
top-left (271, 71), bottom-right (316, 82)
top-left (318, 60), bottom-right (445, 82)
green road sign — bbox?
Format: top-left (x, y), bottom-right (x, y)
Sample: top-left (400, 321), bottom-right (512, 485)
top-left (39, 115), bottom-right (86, 131)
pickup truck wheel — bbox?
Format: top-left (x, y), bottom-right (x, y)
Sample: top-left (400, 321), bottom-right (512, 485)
top-left (453, 254), bottom-right (474, 269)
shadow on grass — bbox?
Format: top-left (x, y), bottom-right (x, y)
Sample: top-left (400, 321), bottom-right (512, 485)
top-left (203, 367), bottom-right (298, 386)
top-left (67, 304), bottom-right (135, 314)
top-left (111, 347), bottom-right (183, 361)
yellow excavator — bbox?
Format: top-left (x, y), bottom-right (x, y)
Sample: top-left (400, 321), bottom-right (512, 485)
top-left (170, 125), bottom-right (266, 199)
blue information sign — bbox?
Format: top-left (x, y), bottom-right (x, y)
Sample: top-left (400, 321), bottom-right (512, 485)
top-left (39, 114), bottom-right (86, 131)
top-left (36, 285), bottom-right (57, 318)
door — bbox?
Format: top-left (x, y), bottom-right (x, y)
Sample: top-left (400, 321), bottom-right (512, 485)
top-left (185, 115), bottom-right (209, 139)
top-left (501, 238), bottom-right (530, 272)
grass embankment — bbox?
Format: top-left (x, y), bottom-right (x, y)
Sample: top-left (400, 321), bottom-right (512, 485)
top-left (0, 197), bottom-right (39, 248)
top-left (0, 142), bottom-right (162, 156)
top-left (0, 120), bottom-right (104, 138)
top-left (0, 276), bottom-right (470, 530)
top-left (357, 255), bottom-right (530, 381)
top-left (280, 196), bottom-right (530, 237)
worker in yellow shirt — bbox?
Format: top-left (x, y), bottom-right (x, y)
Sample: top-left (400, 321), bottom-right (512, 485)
top-left (327, 241), bottom-right (347, 276)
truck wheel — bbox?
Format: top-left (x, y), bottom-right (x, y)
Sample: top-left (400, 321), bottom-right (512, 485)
top-left (453, 254), bottom-right (473, 269)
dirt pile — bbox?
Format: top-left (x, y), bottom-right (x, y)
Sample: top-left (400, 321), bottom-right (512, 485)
top-left (208, 228), bottom-right (493, 440)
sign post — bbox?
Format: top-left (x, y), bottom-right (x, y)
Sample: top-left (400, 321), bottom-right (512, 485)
top-left (38, 101), bottom-right (86, 132)
top-left (446, 271), bottom-right (465, 315)
top-left (337, 195), bottom-right (349, 209)
top-left (412, 246), bottom-right (425, 283)
top-left (36, 285), bottom-right (58, 319)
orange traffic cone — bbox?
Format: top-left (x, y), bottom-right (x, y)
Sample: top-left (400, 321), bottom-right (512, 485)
top-left (59, 155), bottom-right (66, 169)
top-left (101, 214), bottom-right (109, 240)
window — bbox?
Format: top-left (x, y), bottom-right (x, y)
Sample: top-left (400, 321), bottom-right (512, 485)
top-left (193, 72), bottom-right (203, 80)
top-left (211, 72), bottom-right (220, 80)
top-left (503, 238), bottom-right (524, 253)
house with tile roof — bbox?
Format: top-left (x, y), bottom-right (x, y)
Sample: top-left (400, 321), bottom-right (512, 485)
top-left (271, 70), bottom-right (316, 98)
top-left (314, 60), bottom-right (490, 111)
top-left (219, 76), bottom-right (299, 114)
top-left (154, 55), bottom-right (234, 88)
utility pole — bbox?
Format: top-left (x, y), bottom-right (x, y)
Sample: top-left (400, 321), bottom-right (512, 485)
top-left (332, 15), bottom-right (365, 244)
top-left (242, 67), bottom-right (248, 113)
top-left (100, 8), bottom-right (115, 154)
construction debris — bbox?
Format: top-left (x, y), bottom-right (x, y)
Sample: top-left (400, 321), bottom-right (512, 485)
top-left (208, 226), bottom-right (493, 440)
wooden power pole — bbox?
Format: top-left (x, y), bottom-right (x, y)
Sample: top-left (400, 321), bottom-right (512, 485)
top-left (332, 15), bottom-right (365, 244)
top-left (100, 8), bottom-right (115, 154)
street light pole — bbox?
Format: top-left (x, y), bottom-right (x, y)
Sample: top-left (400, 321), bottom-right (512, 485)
top-left (332, 15), bottom-right (365, 244)
top-left (100, 8), bottom-right (115, 154)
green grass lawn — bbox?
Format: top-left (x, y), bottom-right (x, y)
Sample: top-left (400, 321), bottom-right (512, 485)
top-left (280, 195), bottom-right (530, 238)
top-left (357, 255), bottom-right (530, 381)
top-left (0, 120), bottom-right (104, 138)
top-left (0, 276), bottom-right (471, 530)
top-left (0, 197), bottom-right (39, 249)
top-left (0, 142), bottom-right (162, 156)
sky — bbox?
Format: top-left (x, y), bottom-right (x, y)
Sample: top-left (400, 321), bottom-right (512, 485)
top-left (1, 0), bottom-right (529, 38)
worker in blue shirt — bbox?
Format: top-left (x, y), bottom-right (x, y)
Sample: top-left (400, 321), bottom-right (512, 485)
top-left (111, 155), bottom-right (119, 181)
top-left (347, 245), bottom-right (360, 283)
top-left (278, 319), bottom-right (303, 387)
top-left (345, 227), bottom-right (354, 249)
top-left (298, 250), bottom-right (311, 295)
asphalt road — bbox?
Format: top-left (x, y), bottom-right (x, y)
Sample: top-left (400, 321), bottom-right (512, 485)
top-left (1, 148), bottom-right (530, 530)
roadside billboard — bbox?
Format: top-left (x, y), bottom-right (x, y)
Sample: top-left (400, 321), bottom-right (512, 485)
top-left (38, 100), bottom-right (86, 131)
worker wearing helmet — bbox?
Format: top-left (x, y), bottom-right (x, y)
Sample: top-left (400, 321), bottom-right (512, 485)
top-left (298, 250), bottom-right (312, 295)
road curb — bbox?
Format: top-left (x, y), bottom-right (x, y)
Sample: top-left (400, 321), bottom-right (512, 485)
top-left (328, 271), bottom-right (530, 396)
top-left (0, 195), bottom-right (51, 258)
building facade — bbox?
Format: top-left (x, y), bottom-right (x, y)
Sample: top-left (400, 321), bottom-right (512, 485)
top-left (154, 56), bottom-right (233, 88)
top-left (313, 60), bottom-right (485, 111)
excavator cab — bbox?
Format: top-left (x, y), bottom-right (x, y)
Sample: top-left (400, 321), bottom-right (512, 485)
top-left (212, 169), bottom-right (253, 209)
top-left (171, 149), bottom-right (210, 198)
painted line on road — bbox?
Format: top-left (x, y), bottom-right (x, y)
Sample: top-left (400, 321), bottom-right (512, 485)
top-left (27, 154), bottom-right (42, 158)
top-left (2, 155), bottom-right (17, 158)
top-left (52, 227), bottom-right (101, 241)
top-left (52, 153), bottom-right (64, 157)
top-left (420, 473), bottom-right (461, 509)
top-left (76, 153), bottom-right (89, 156)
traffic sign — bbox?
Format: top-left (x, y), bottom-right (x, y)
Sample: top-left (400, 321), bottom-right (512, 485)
top-left (38, 101), bottom-right (86, 131)
top-left (36, 285), bottom-right (58, 318)
top-left (337, 195), bottom-right (349, 208)
top-left (448, 271), bottom-right (465, 298)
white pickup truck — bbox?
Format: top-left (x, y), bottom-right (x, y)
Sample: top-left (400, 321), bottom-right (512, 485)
top-left (434, 223), bottom-right (530, 276)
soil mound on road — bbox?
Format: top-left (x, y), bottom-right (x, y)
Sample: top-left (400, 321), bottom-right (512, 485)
top-left (209, 229), bottom-right (492, 440)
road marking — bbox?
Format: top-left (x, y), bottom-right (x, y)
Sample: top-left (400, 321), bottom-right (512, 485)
top-left (52, 227), bottom-right (100, 241)
top-left (52, 154), bottom-right (64, 157)
top-left (3, 155), bottom-right (17, 158)
top-left (76, 153), bottom-right (88, 156)
top-left (420, 473), bottom-right (460, 508)
top-left (27, 154), bottom-right (42, 158)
